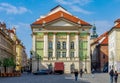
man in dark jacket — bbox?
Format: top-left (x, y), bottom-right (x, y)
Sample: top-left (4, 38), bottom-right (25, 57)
top-left (109, 69), bottom-right (114, 83)
top-left (74, 69), bottom-right (78, 81)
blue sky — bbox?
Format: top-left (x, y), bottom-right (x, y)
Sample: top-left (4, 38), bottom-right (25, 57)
top-left (0, 0), bottom-right (120, 57)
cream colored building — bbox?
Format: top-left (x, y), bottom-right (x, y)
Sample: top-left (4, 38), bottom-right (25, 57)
top-left (108, 19), bottom-right (120, 73)
top-left (0, 22), bottom-right (16, 73)
top-left (31, 6), bottom-right (92, 73)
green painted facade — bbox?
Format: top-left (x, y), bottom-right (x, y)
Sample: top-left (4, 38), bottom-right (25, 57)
top-left (35, 32), bottom-right (88, 60)
top-left (79, 32), bottom-right (88, 61)
top-left (36, 32), bottom-right (44, 58)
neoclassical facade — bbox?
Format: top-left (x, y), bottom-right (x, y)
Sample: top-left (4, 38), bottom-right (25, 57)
top-left (31, 6), bottom-right (92, 73)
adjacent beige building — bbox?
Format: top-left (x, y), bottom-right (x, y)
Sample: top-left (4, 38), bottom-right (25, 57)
top-left (0, 22), bottom-right (28, 72)
top-left (0, 22), bottom-right (16, 73)
top-left (108, 19), bottom-right (120, 73)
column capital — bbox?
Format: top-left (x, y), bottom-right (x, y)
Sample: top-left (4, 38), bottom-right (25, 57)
top-left (44, 32), bottom-right (48, 35)
top-left (53, 32), bottom-right (57, 34)
top-left (76, 32), bottom-right (80, 35)
top-left (67, 32), bottom-right (70, 35)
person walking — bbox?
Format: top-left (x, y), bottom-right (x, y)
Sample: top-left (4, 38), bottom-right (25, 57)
top-left (109, 68), bottom-right (114, 83)
top-left (74, 69), bottom-right (78, 81)
top-left (114, 71), bottom-right (118, 83)
top-left (91, 68), bottom-right (95, 78)
top-left (80, 69), bottom-right (83, 78)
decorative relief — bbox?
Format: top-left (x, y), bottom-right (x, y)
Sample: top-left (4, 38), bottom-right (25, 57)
top-left (57, 36), bottom-right (67, 39)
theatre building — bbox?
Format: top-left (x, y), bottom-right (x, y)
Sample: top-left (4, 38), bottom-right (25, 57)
top-left (31, 5), bottom-right (92, 73)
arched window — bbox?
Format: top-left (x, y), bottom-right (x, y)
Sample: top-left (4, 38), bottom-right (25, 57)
top-left (48, 52), bottom-right (53, 60)
top-left (70, 42), bottom-right (74, 49)
top-left (70, 63), bottom-right (75, 73)
top-left (62, 41), bottom-right (66, 49)
top-left (57, 51), bottom-right (61, 59)
top-left (57, 41), bottom-right (61, 49)
top-left (70, 52), bottom-right (74, 59)
top-left (48, 41), bottom-right (53, 49)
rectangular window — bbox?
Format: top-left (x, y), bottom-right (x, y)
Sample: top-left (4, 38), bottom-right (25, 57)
top-left (62, 41), bottom-right (66, 49)
top-left (70, 42), bottom-right (74, 49)
top-left (48, 41), bottom-right (53, 49)
top-left (70, 52), bottom-right (74, 59)
top-left (57, 51), bottom-right (61, 59)
top-left (62, 52), bottom-right (66, 58)
top-left (48, 52), bottom-right (53, 59)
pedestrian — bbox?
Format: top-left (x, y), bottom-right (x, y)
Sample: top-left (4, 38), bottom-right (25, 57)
top-left (80, 69), bottom-right (83, 78)
top-left (114, 71), bottom-right (118, 83)
top-left (91, 68), bottom-right (95, 78)
top-left (109, 68), bottom-right (114, 83)
top-left (74, 69), bottom-right (78, 81)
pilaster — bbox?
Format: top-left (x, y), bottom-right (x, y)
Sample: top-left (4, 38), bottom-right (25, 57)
top-left (44, 32), bottom-right (48, 57)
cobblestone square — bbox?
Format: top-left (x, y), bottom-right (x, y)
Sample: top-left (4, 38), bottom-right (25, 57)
top-left (0, 73), bottom-right (120, 83)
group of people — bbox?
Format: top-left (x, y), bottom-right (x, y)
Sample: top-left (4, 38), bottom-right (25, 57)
top-left (109, 69), bottom-right (119, 83)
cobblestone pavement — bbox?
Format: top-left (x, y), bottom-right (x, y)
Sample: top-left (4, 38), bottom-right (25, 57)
top-left (0, 73), bottom-right (120, 83)
top-left (65, 73), bottom-right (120, 83)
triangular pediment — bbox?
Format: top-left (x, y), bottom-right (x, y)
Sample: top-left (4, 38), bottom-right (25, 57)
top-left (51, 20), bottom-right (73, 26)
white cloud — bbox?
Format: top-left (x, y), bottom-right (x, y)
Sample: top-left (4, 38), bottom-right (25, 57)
top-left (70, 5), bottom-right (92, 14)
top-left (55, 0), bottom-right (93, 14)
top-left (55, 0), bottom-right (92, 5)
top-left (0, 3), bottom-right (31, 14)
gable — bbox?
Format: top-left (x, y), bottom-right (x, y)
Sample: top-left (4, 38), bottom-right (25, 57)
top-left (51, 20), bottom-right (73, 26)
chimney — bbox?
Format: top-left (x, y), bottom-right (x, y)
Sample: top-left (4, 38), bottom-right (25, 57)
top-left (12, 27), bottom-right (16, 34)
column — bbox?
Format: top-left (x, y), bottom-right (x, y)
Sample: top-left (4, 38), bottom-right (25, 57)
top-left (67, 33), bottom-right (70, 57)
top-left (44, 33), bottom-right (48, 57)
top-left (32, 34), bottom-right (36, 52)
top-left (75, 33), bottom-right (79, 57)
top-left (87, 34), bottom-right (91, 73)
top-left (32, 34), bottom-right (37, 72)
top-left (53, 33), bottom-right (56, 58)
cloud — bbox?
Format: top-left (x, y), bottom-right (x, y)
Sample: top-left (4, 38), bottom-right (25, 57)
top-left (55, 0), bottom-right (92, 5)
top-left (70, 5), bottom-right (92, 14)
top-left (0, 3), bottom-right (31, 14)
top-left (55, 0), bottom-right (93, 14)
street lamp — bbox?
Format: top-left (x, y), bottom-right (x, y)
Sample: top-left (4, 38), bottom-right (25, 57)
top-left (36, 54), bottom-right (41, 71)
top-left (84, 55), bottom-right (87, 73)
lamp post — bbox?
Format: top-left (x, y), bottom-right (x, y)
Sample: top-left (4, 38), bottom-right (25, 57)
top-left (84, 55), bottom-right (87, 73)
top-left (36, 54), bottom-right (41, 71)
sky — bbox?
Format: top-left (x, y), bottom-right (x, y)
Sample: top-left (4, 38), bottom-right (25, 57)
top-left (0, 0), bottom-right (120, 57)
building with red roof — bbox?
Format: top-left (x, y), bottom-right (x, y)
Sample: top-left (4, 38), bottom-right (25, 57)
top-left (91, 31), bottom-right (108, 72)
top-left (108, 19), bottom-right (120, 73)
top-left (31, 5), bottom-right (92, 73)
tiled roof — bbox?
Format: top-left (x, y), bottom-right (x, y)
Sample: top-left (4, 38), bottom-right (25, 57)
top-left (91, 31), bottom-right (108, 45)
top-left (101, 36), bottom-right (108, 44)
top-left (114, 18), bottom-right (120, 23)
top-left (8, 30), bottom-right (14, 34)
top-left (114, 23), bottom-right (120, 28)
top-left (32, 11), bottom-right (91, 26)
